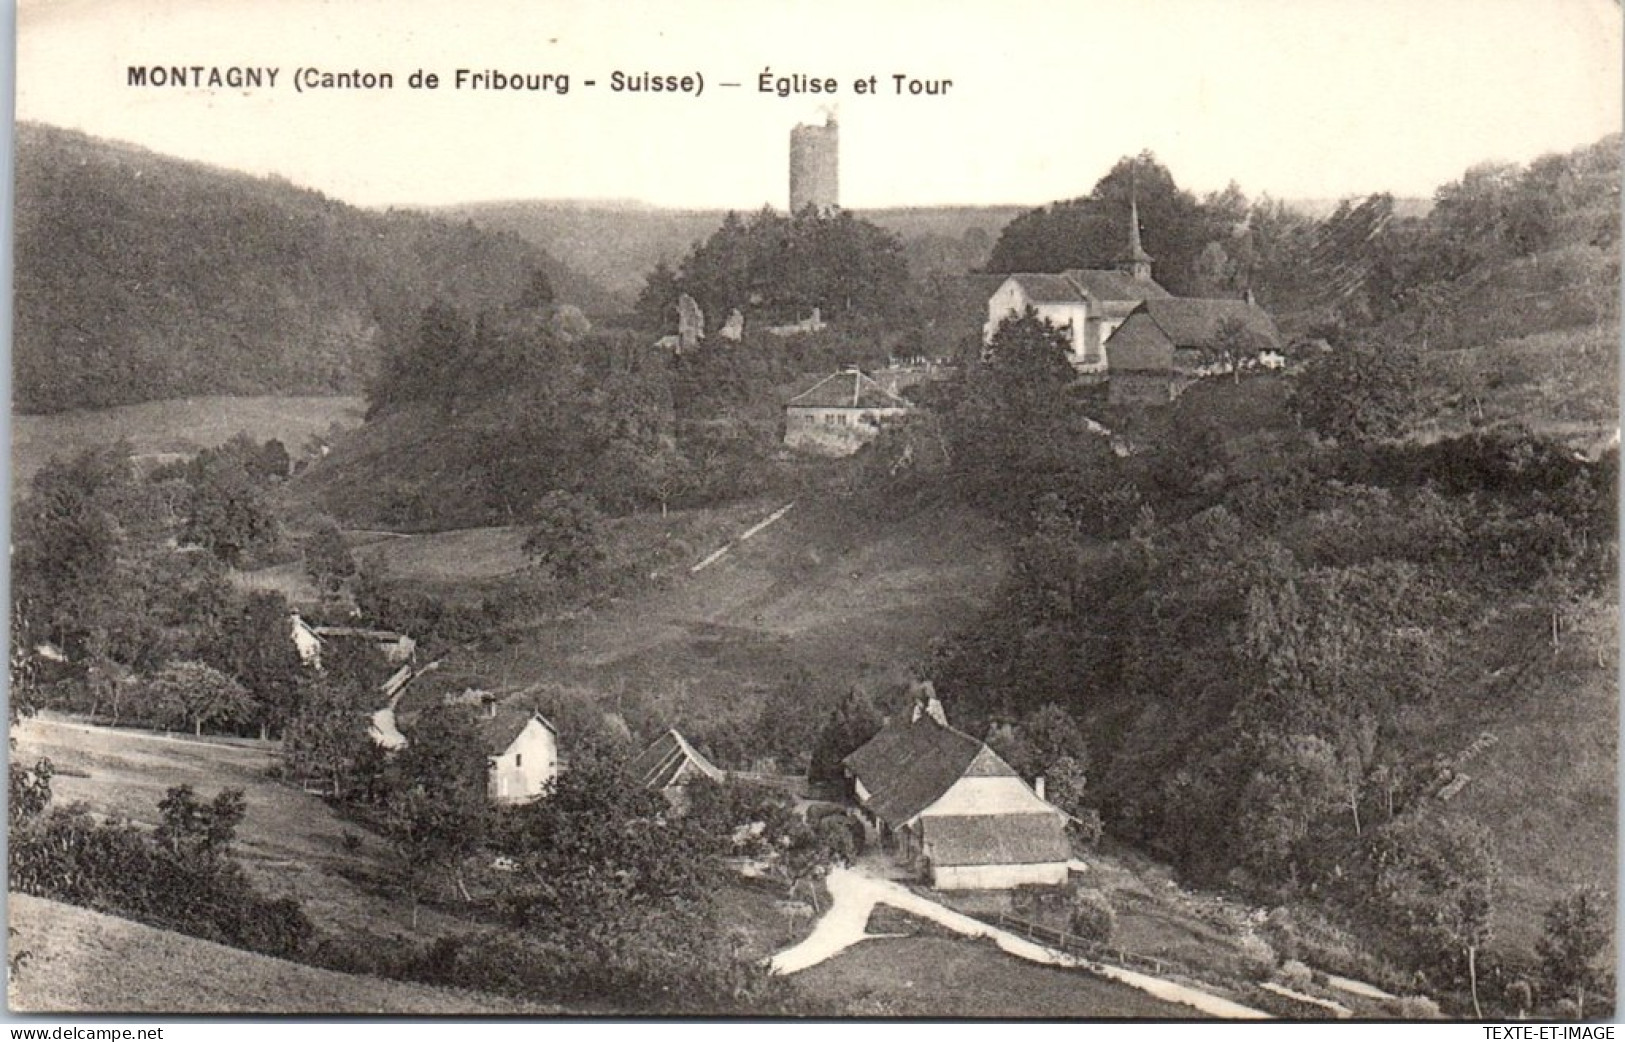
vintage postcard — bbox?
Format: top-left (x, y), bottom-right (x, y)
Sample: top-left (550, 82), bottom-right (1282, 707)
top-left (8, 0), bottom-right (1621, 1023)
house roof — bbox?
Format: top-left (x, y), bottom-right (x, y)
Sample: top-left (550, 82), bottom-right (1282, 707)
top-left (843, 716), bottom-right (1020, 827)
top-left (627, 729), bottom-right (725, 791)
top-left (921, 813), bottom-right (1072, 867)
top-left (1004, 270), bottom-right (1171, 308)
top-left (312, 626), bottom-right (409, 643)
top-left (1115, 298), bottom-right (1282, 352)
top-left (787, 369), bottom-right (913, 410)
top-left (477, 707), bottom-right (555, 757)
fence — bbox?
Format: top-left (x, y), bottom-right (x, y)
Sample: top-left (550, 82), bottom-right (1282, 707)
top-left (990, 911), bottom-right (1178, 978)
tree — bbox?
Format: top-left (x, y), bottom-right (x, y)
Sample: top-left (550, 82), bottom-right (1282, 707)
top-left (143, 661), bottom-right (252, 736)
top-left (181, 450), bottom-right (278, 566)
top-left (303, 518), bottom-right (357, 594)
top-left (1293, 336), bottom-right (1423, 443)
top-left (281, 674), bottom-right (378, 800)
top-left (518, 267), bottom-right (556, 310)
top-left (522, 490), bottom-right (606, 581)
top-left (808, 686), bottom-right (884, 787)
top-left (202, 591), bottom-right (305, 738)
top-left (1369, 815), bottom-right (1498, 1016)
top-left (1537, 885), bottom-right (1612, 1017)
top-left (383, 706), bottom-right (490, 922)
top-left (155, 785), bottom-right (247, 861)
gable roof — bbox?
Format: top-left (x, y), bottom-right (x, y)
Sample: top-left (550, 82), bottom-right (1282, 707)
top-left (788, 369), bottom-right (913, 410)
top-left (921, 812), bottom-right (1072, 867)
top-left (477, 707), bottom-right (555, 757)
top-left (1062, 269), bottom-right (1172, 306)
top-left (843, 717), bottom-right (1020, 827)
top-left (1006, 273), bottom-right (1089, 304)
top-left (1111, 298), bottom-right (1282, 356)
top-left (1003, 270), bottom-right (1172, 308)
top-left (628, 729), bottom-right (725, 791)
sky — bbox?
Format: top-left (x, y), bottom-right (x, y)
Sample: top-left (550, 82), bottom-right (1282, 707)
top-left (14, 0), bottom-right (1624, 211)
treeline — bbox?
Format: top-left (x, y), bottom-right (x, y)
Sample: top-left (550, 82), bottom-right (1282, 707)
top-left (984, 136), bottom-right (1620, 344)
top-left (14, 123), bottom-right (613, 413)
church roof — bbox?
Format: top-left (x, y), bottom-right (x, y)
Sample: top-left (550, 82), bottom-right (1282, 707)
top-left (1005, 270), bottom-right (1171, 307)
top-left (788, 369), bottom-right (913, 410)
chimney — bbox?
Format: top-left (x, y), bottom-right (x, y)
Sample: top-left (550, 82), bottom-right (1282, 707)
top-left (1035, 776), bottom-right (1046, 801)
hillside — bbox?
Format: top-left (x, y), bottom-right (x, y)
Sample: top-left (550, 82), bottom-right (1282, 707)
top-left (7, 892), bottom-right (550, 1014)
top-left (448, 200), bottom-right (1024, 301)
top-left (14, 124), bottom-right (616, 413)
top-left (11, 394), bottom-right (365, 491)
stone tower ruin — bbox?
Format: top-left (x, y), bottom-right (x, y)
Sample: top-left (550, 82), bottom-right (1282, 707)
top-left (789, 115), bottom-right (839, 214)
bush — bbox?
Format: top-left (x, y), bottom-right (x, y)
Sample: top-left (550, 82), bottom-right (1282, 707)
top-left (1068, 888), bottom-right (1116, 943)
top-left (1395, 995), bottom-right (1442, 1020)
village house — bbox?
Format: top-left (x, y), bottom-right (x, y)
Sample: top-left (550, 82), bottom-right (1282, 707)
top-left (1105, 296), bottom-right (1283, 406)
top-left (480, 705), bottom-right (560, 804)
top-left (843, 685), bottom-right (1072, 890)
top-left (783, 367), bottom-right (913, 456)
top-left (984, 198), bottom-right (1171, 375)
top-left (627, 729), bottom-right (725, 808)
top-left (289, 612), bottom-right (416, 671)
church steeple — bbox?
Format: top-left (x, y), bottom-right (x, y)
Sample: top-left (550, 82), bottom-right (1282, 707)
top-left (1121, 178), bottom-right (1154, 282)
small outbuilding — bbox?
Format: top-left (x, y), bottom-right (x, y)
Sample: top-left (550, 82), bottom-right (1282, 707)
top-left (628, 729), bottom-right (725, 807)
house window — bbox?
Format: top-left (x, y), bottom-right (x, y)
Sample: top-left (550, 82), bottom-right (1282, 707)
top-left (515, 753), bottom-right (522, 767)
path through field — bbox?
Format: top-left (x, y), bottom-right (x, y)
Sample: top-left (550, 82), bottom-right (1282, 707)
top-left (771, 867), bottom-right (1269, 1019)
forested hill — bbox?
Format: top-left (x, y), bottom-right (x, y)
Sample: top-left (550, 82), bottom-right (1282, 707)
top-left (13, 123), bottom-right (616, 414)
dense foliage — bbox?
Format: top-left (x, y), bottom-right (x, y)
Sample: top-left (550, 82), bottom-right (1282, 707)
top-left (634, 206), bottom-right (911, 332)
top-left (14, 123), bottom-right (611, 413)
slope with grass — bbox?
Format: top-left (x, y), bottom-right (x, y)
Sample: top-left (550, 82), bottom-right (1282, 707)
top-left (7, 892), bottom-right (551, 1015)
top-left (425, 496), bottom-right (1010, 742)
top-left (11, 394), bottom-right (366, 491)
top-left (9, 714), bottom-right (469, 941)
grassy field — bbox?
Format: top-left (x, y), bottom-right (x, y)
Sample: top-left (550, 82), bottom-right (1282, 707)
top-left (7, 892), bottom-right (549, 1015)
top-left (1419, 322), bottom-right (1619, 449)
top-left (10, 715), bottom-right (472, 942)
top-left (795, 934), bottom-right (1191, 1017)
top-left (1405, 597), bottom-right (1618, 956)
top-left (434, 497), bottom-right (1009, 743)
top-left (12, 394), bottom-right (365, 490)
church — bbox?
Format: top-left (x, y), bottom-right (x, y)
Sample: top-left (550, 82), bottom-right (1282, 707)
top-left (983, 198), bottom-right (1172, 376)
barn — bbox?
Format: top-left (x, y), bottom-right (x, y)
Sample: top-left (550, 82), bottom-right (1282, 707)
top-left (628, 728), bottom-right (725, 808)
top-left (843, 688), bottom-right (1072, 890)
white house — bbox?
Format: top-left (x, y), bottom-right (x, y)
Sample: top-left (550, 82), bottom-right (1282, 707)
top-left (843, 686), bottom-right (1072, 890)
top-left (984, 197), bottom-right (1171, 374)
top-left (784, 368), bottom-right (913, 456)
top-left (480, 706), bottom-right (560, 804)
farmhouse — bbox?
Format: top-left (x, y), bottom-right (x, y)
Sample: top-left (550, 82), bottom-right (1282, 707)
top-left (1105, 296), bottom-right (1283, 406)
top-left (628, 729), bottom-right (725, 808)
top-left (784, 368), bottom-right (913, 456)
top-left (480, 706), bottom-right (560, 804)
top-left (984, 198), bottom-right (1171, 374)
top-left (843, 686), bottom-right (1071, 890)
top-left (289, 612), bottom-right (416, 671)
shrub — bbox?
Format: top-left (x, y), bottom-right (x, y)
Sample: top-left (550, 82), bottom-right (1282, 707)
top-left (1396, 995), bottom-right (1442, 1020)
top-left (1068, 888), bottom-right (1117, 943)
